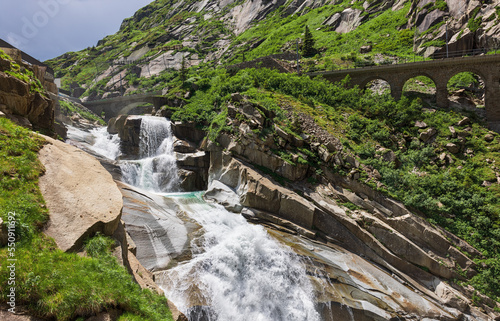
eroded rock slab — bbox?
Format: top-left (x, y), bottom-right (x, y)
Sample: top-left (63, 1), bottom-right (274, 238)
top-left (38, 135), bottom-right (122, 252)
top-left (117, 181), bottom-right (201, 272)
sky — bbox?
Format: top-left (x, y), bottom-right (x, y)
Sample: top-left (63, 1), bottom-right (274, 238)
top-left (0, 0), bottom-right (155, 61)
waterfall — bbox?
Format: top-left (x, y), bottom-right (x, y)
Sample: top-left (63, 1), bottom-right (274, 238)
top-left (156, 193), bottom-right (321, 321)
top-left (89, 127), bottom-right (121, 160)
top-left (72, 117), bottom-right (323, 320)
top-left (120, 116), bottom-right (180, 192)
top-left (66, 125), bottom-right (121, 160)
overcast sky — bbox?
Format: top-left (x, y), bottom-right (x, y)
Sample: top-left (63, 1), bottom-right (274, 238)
top-left (0, 0), bottom-right (155, 61)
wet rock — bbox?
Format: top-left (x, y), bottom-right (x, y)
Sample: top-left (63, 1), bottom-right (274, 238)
top-left (118, 116), bottom-right (142, 157)
top-left (205, 180), bottom-right (242, 213)
top-left (54, 121), bottom-right (68, 140)
top-left (107, 116), bottom-right (119, 134)
top-left (118, 181), bottom-right (201, 271)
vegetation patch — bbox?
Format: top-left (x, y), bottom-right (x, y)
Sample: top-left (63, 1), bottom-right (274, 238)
top-left (59, 100), bottom-right (106, 125)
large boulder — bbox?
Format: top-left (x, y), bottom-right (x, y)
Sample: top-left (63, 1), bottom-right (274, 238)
top-left (38, 135), bottom-right (123, 252)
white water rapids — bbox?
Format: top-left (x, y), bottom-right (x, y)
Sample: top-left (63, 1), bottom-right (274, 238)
top-left (156, 193), bottom-right (321, 321)
top-left (67, 117), bottom-right (322, 321)
top-left (120, 116), bottom-right (180, 192)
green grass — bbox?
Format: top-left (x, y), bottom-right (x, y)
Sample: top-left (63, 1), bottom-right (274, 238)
top-left (0, 118), bottom-right (173, 320)
top-left (227, 1), bottom-right (413, 64)
top-left (1, 49), bottom-right (46, 96)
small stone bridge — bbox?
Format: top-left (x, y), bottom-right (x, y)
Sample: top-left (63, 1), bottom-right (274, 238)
top-left (83, 92), bottom-right (168, 120)
top-left (308, 54), bottom-right (500, 131)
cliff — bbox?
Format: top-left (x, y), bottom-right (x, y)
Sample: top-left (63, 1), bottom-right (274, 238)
top-left (0, 48), bottom-right (55, 133)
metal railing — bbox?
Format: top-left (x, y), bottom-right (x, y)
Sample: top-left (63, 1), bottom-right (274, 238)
top-left (310, 47), bottom-right (500, 73)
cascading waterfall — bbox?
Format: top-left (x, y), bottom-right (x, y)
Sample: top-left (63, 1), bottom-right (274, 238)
top-left (74, 116), bottom-right (323, 320)
top-left (120, 116), bottom-right (180, 192)
top-left (88, 127), bottom-right (121, 160)
top-left (66, 125), bottom-right (121, 160)
top-left (156, 193), bottom-right (321, 321)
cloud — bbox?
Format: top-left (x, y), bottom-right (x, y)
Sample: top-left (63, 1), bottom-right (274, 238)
top-left (0, 0), bottom-right (154, 61)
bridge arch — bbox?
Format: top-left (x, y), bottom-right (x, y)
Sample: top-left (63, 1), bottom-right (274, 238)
top-left (400, 72), bottom-right (438, 90)
top-left (358, 76), bottom-right (393, 95)
top-left (402, 74), bottom-right (437, 102)
top-left (116, 101), bottom-right (154, 116)
top-left (444, 66), bottom-right (488, 86)
top-left (446, 71), bottom-right (486, 112)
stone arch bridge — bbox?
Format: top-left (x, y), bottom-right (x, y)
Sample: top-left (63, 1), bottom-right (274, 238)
top-left (83, 92), bottom-right (168, 120)
top-left (308, 54), bottom-right (500, 131)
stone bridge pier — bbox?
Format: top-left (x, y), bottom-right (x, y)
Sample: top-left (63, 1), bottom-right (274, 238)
top-left (309, 55), bottom-right (500, 132)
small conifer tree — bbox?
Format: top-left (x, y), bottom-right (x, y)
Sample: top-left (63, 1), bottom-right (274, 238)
top-left (302, 25), bottom-right (316, 58)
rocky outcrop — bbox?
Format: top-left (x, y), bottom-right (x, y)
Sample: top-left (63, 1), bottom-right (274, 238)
top-left (408, 0), bottom-right (500, 57)
top-left (206, 150), bottom-right (499, 319)
top-left (176, 150), bottom-right (210, 191)
top-left (110, 115), bottom-right (142, 157)
top-left (0, 50), bottom-right (55, 131)
top-left (38, 135), bottom-right (123, 252)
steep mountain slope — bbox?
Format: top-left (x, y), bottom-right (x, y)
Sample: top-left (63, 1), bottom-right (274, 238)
top-left (46, 0), bottom-right (500, 100)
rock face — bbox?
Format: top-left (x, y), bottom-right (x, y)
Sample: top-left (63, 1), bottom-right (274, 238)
top-left (407, 0), bottom-right (500, 57)
top-left (0, 50), bottom-right (55, 131)
top-left (38, 135), bottom-right (123, 252)
top-left (113, 115), bottom-right (143, 157)
top-left (206, 150), bottom-right (499, 320)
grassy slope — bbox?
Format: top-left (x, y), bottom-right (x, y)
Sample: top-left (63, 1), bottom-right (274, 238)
top-left (0, 120), bottom-right (173, 320)
top-left (227, 1), bottom-right (414, 64)
top-left (59, 100), bottom-right (106, 125)
top-left (46, 0), bottom-right (417, 95)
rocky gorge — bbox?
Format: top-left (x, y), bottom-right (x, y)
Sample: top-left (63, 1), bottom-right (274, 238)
top-left (2, 0), bottom-right (500, 319)
top-left (63, 95), bottom-right (497, 320)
